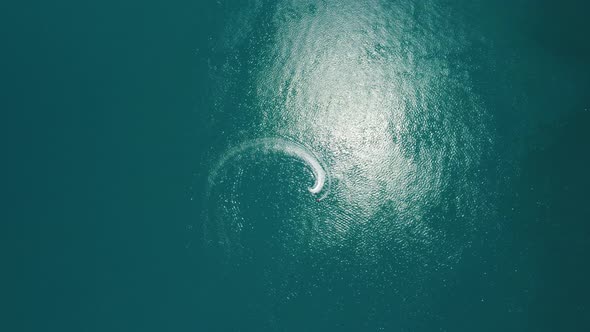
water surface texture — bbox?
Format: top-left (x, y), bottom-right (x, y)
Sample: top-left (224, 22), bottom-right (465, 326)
top-left (195, 0), bottom-right (588, 330)
top-left (12, 0), bottom-right (589, 331)
top-left (202, 0), bottom-right (495, 330)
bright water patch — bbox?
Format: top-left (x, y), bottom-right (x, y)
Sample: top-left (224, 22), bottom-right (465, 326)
top-left (251, 0), bottom-right (494, 259)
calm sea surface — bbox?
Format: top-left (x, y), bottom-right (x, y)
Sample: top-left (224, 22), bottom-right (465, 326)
top-left (7, 0), bottom-right (589, 331)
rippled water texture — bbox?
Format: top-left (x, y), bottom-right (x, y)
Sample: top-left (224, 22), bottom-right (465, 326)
top-left (204, 0), bottom-right (494, 326)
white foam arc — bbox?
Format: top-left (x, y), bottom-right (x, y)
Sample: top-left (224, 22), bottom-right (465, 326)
top-left (208, 138), bottom-right (329, 199)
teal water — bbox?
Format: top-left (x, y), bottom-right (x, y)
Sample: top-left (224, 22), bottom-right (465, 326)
top-left (6, 0), bottom-right (589, 331)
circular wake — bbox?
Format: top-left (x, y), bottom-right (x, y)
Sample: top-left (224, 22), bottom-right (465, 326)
top-left (208, 137), bottom-right (330, 200)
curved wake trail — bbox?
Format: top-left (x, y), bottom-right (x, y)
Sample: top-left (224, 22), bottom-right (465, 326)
top-left (208, 137), bottom-right (330, 200)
